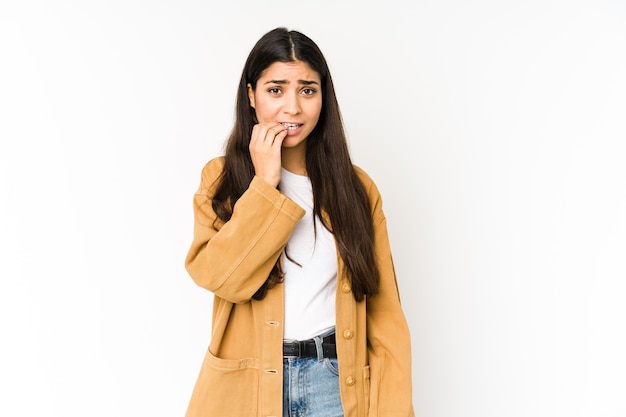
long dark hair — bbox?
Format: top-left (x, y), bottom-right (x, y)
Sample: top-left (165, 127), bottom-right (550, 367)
top-left (212, 27), bottom-right (379, 301)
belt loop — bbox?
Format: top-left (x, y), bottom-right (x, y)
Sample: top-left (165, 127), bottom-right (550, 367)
top-left (313, 334), bottom-right (324, 362)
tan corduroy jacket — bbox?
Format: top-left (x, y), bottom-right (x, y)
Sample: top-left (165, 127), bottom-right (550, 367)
top-left (184, 157), bottom-right (414, 417)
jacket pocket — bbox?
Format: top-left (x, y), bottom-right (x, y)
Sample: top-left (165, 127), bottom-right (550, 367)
top-left (367, 353), bottom-right (386, 416)
top-left (185, 349), bottom-right (260, 417)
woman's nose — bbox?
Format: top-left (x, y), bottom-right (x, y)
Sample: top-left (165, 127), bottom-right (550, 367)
top-left (283, 94), bottom-right (302, 115)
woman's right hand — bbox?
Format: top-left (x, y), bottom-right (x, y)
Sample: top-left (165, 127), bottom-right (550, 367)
top-left (249, 122), bottom-right (287, 187)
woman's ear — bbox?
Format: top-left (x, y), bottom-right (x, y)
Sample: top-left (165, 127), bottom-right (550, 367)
top-left (247, 83), bottom-right (255, 109)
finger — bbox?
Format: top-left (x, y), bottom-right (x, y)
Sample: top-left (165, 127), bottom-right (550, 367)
top-left (266, 124), bottom-right (287, 145)
top-left (249, 124), bottom-right (270, 153)
top-left (251, 123), bottom-right (280, 147)
top-left (250, 123), bottom-right (267, 146)
top-left (271, 127), bottom-right (288, 146)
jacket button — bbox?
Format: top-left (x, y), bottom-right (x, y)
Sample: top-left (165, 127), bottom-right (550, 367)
top-left (343, 329), bottom-right (353, 339)
top-left (345, 376), bottom-right (355, 386)
top-left (342, 282), bottom-right (351, 293)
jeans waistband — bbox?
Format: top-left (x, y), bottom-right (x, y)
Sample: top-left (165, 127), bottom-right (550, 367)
top-left (283, 332), bottom-right (337, 359)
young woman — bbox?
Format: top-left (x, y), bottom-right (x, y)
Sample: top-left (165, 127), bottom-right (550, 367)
top-left (184, 27), bottom-right (414, 417)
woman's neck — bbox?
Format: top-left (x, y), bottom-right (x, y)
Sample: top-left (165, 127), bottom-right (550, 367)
top-left (281, 145), bottom-right (307, 176)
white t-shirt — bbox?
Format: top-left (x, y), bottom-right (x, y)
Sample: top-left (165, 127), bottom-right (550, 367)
top-left (279, 168), bottom-right (337, 341)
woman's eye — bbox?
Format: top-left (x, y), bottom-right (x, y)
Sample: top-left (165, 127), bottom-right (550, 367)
top-left (301, 88), bottom-right (317, 96)
top-left (268, 87), bottom-right (281, 94)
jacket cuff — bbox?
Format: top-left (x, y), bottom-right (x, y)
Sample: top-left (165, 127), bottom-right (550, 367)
top-left (248, 176), bottom-right (305, 221)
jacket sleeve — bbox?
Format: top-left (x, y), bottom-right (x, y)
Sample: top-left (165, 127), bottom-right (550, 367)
top-left (184, 158), bottom-right (305, 304)
top-left (364, 177), bottom-right (415, 416)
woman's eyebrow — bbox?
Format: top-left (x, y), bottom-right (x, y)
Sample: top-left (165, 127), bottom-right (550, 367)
top-left (263, 79), bottom-right (320, 85)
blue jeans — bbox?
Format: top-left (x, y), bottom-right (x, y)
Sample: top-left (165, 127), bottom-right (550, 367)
top-left (282, 329), bottom-right (344, 417)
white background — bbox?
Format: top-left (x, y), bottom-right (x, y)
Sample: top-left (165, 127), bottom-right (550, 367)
top-left (1, 1), bottom-right (625, 416)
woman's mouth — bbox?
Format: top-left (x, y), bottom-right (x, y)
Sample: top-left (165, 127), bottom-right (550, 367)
top-left (280, 123), bottom-right (303, 131)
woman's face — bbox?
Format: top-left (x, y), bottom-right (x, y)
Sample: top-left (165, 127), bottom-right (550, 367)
top-left (248, 60), bottom-right (322, 150)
